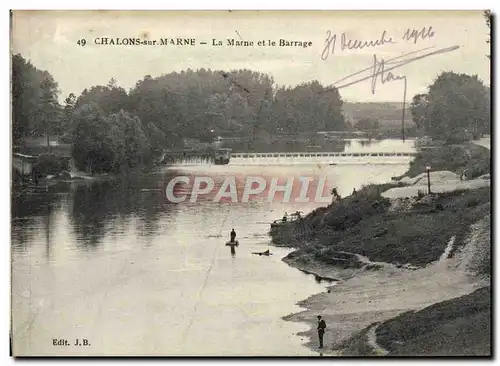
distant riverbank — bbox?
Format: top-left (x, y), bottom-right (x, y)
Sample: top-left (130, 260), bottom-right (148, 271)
top-left (271, 141), bottom-right (491, 356)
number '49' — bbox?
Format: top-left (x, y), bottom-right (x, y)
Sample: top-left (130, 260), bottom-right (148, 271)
top-left (77, 39), bottom-right (87, 46)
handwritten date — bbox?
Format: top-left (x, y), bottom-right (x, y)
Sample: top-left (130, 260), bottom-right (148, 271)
top-left (322, 26), bottom-right (435, 60)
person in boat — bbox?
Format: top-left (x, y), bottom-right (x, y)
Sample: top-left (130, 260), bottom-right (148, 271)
top-left (230, 228), bottom-right (236, 243)
top-left (282, 212), bottom-right (288, 222)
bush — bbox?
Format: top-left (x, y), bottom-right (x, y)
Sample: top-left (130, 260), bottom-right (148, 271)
top-left (407, 143), bottom-right (490, 179)
top-left (34, 154), bottom-right (69, 177)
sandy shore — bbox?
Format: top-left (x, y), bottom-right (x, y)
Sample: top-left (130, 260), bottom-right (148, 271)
top-left (382, 170), bottom-right (490, 199)
top-left (282, 247), bottom-right (488, 356)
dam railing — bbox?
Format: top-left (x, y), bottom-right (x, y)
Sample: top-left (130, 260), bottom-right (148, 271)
top-left (230, 151), bottom-right (417, 158)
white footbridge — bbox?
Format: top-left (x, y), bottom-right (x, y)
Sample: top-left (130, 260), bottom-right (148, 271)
top-left (230, 151), bottom-right (417, 158)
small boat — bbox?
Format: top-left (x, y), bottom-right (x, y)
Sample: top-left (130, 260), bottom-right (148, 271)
top-left (225, 240), bottom-right (239, 246)
top-left (252, 249), bottom-right (272, 256)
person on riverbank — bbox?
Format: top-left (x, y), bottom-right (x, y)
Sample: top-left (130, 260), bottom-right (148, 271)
top-left (230, 228), bottom-right (236, 243)
top-left (460, 169), bottom-right (469, 181)
top-left (282, 212), bottom-right (288, 222)
top-left (317, 315), bottom-right (327, 349)
top-left (331, 188), bottom-right (341, 202)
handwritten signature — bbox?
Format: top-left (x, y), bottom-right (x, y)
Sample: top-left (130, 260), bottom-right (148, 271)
top-left (331, 45), bottom-right (459, 93)
top-left (325, 44), bottom-right (459, 140)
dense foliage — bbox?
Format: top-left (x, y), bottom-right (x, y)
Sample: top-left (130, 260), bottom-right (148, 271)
top-left (406, 143), bottom-right (490, 179)
top-left (410, 72), bottom-right (490, 142)
top-left (12, 54), bottom-right (61, 142)
top-left (355, 117), bottom-right (380, 131)
top-left (13, 54), bottom-right (347, 173)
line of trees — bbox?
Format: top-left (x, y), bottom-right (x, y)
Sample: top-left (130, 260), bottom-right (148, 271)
top-left (13, 53), bottom-right (490, 174)
top-left (12, 54), bottom-right (347, 173)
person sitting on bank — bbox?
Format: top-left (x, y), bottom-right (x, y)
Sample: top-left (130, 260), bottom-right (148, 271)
top-left (230, 228), bottom-right (236, 243)
top-left (295, 211), bottom-right (301, 219)
top-left (352, 188), bottom-right (357, 195)
top-left (282, 212), bottom-right (288, 222)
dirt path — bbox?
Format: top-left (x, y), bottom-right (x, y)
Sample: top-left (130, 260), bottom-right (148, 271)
top-left (382, 137), bottom-right (491, 199)
top-left (472, 137), bottom-right (491, 150)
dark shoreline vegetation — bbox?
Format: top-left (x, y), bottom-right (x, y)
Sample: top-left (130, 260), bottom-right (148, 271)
top-left (270, 143), bottom-right (491, 356)
top-left (336, 287), bottom-right (491, 356)
top-left (374, 286), bottom-right (491, 356)
top-left (403, 142), bottom-right (490, 179)
top-left (270, 143), bottom-right (491, 269)
top-left (275, 185), bottom-right (490, 268)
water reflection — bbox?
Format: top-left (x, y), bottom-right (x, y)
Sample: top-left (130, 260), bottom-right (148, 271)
top-left (12, 172), bottom-right (180, 254)
top-left (69, 175), bottom-right (182, 249)
top-left (11, 139), bottom-right (414, 356)
top-left (11, 139), bottom-right (416, 255)
top-left (11, 190), bottom-right (62, 253)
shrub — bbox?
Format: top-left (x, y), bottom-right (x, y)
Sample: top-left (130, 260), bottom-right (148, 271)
top-left (34, 154), bottom-right (69, 177)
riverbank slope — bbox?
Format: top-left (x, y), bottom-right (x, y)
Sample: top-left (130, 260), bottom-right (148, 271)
top-left (272, 141), bottom-right (491, 356)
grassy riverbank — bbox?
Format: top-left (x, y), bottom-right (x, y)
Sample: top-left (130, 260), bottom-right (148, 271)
top-left (274, 185), bottom-right (490, 268)
top-left (272, 141), bottom-right (491, 356)
top-left (400, 142), bottom-right (490, 179)
top-left (375, 286), bottom-right (491, 356)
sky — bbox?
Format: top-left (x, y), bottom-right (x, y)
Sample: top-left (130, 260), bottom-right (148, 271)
top-left (11, 10), bottom-right (490, 103)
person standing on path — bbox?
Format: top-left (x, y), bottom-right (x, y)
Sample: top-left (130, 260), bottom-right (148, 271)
top-left (317, 315), bottom-right (327, 349)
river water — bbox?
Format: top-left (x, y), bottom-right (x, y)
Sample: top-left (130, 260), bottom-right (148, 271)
top-left (11, 139), bottom-right (415, 356)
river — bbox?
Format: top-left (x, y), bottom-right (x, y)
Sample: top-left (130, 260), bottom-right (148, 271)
top-left (11, 139), bottom-right (415, 356)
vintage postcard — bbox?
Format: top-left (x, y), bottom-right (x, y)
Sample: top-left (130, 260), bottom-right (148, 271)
top-left (10, 10), bottom-right (491, 357)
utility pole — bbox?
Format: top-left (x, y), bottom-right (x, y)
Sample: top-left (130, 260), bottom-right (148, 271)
top-left (426, 166), bottom-right (431, 194)
top-left (401, 78), bottom-right (407, 142)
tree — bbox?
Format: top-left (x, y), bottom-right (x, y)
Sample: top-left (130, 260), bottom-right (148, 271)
top-left (410, 72), bottom-right (490, 141)
top-left (272, 82), bottom-right (346, 135)
top-left (485, 10), bottom-right (491, 59)
top-left (38, 74), bottom-right (61, 146)
top-left (110, 110), bottom-right (150, 171)
top-left (71, 102), bottom-right (153, 174)
top-left (71, 103), bottom-right (114, 173)
top-left (75, 82), bottom-right (128, 116)
top-left (410, 94), bottom-right (429, 130)
top-left (11, 54), bottom-right (61, 143)
top-left (355, 117), bottom-right (380, 131)
top-left (12, 54), bottom-right (35, 142)
top-left (61, 93), bottom-right (77, 139)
